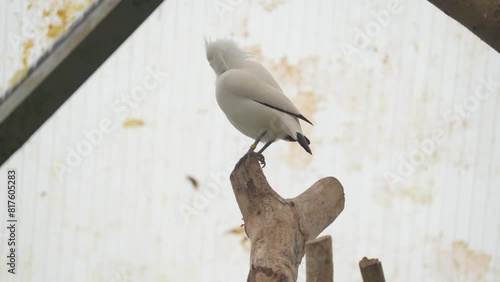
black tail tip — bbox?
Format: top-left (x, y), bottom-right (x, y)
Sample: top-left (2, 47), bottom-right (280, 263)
top-left (296, 133), bottom-right (312, 155)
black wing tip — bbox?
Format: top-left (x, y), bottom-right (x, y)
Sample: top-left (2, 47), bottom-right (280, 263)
top-left (298, 115), bottom-right (314, 126)
top-left (296, 133), bottom-right (312, 155)
top-left (304, 135), bottom-right (310, 145)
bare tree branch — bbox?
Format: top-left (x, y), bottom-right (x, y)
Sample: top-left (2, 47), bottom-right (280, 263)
top-left (230, 153), bottom-right (345, 281)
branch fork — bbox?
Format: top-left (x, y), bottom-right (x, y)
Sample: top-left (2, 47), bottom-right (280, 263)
top-left (230, 153), bottom-right (345, 281)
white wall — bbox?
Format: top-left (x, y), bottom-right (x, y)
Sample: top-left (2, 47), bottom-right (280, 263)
top-left (0, 0), bottom-right (499, 281)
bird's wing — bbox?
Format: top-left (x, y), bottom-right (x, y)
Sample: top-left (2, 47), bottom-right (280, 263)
top-left (218, 68), bottom-right (313, 125)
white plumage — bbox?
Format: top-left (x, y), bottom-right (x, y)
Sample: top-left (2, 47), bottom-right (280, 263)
top-left (205, 39), bottom-right (312, 155)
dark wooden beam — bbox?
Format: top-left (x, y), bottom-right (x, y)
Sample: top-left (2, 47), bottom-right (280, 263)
top-left (427, 0), bottom-right (500, 53)
top-left (0, 0), bottom-right (164, 165)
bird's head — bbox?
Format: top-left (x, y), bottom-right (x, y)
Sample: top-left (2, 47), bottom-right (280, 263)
top-left (205, 39), bottom-right (251, 76)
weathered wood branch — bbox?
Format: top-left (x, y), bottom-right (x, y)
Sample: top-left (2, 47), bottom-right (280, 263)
top-left (306, 236), bottom-right (333, 282)
top-left (427, 0), bottom-right (500, 53)
top-left (230, 152), bottom-right (345, 281)
top-left (359, 257), bottom-right (386, 282)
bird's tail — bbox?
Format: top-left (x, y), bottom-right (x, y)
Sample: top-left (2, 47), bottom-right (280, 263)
top-left (296, 133), bottom-right (312, 155)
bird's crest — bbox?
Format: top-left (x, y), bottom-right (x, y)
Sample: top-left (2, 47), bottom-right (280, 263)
top-left (205, 38), bottom-right (253, 75)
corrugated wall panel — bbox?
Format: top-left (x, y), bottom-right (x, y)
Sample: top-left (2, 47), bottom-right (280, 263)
top-left (1, 0), bottom-right (499, 281)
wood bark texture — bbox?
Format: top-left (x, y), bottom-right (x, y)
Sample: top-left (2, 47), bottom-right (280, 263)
top-left (306, 235), bottom-right (333, 282)
top-left (230, 153), bottom-right (345, 282)
top-left (359, 257), bottom-right (386, 282)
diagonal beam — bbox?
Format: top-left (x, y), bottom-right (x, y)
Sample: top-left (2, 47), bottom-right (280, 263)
top-left (427, 0), bottom-right (500, 53)
top-left (0, 0), bottom-right (164, 166)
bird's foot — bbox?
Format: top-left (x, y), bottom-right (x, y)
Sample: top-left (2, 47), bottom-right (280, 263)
top-left (244, 150), bottom-right (266, 168)
top-left (256, 152), bottom-right (266, 168)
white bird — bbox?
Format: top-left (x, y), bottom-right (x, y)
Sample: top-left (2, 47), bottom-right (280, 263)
top-left (205, 39), bottom-right (313, 157)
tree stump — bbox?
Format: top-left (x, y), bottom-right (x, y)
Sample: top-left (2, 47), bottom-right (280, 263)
top-left (306, 236), bottom-right (334, 282)
top-left (359, 257), bottom-right (386, 282)
top-left (230, 152), bottom-right (345, 281)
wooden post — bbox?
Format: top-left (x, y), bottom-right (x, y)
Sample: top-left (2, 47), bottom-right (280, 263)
top-left (359, 257), bottom-right (386, 282)
top-left (306, 236), bottom-right (333, 282)
top-left (230, 152), bottom-right (345, 281)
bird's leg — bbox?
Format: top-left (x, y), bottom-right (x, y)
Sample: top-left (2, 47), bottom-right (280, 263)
top-left (257, 140), bottom-right (274, 154)
top-left (247, 130), bottom-right (267, 153)
top-left (254, 140), bottom-right (274, 168)
top-left (245, 130), bottom-right (268, 167)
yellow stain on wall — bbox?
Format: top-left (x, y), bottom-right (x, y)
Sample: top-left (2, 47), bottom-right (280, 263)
top-left (9, 39), bottom-right (35, 87)
top-left (397, 186), bottom-right (433, 205)
top-left (374, 181), bottom-right (433, 207)
top-left (254, 0), bottom-right (288, 12)
top-left (294, 91), bottom-right (320, 125)
top-left (227, 226), bottom-right (245, 236)
top-left (226, 226), bottom-right (250, 252)
top-left (267, 56), bottom-right (319, 167)
top-left (429, 238), bottom-right (492, 281)
top-left (123, 119), bottom-right (145, 128)
top-left (46, 2), bottom-right (86, 39)
top-left (8, 1), bottom-right (93, 89)
top-left (43, 9), bottom-right (52, 17)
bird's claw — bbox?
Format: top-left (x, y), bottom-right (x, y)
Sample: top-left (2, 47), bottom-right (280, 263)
top-left (256, 153), bottom-right (266, 168)
top-left (245, 150), bottom-right (266, 168)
